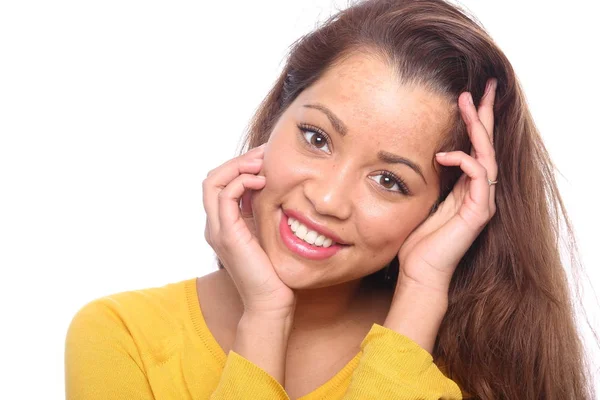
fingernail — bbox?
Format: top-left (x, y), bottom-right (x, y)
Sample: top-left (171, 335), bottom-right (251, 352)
top-left (436, 152), bottom-right (447, 157)
top-left (467, 93), bottom-right (473, 105)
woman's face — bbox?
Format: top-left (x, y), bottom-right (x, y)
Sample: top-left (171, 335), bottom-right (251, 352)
top-left (252, 52), bottom-right (454, 289)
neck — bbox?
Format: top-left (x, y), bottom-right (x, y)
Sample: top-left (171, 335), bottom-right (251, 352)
top-left (220, 270), bottom-right (390, 333)
top-left (290, 278), bottom-right (366, 332)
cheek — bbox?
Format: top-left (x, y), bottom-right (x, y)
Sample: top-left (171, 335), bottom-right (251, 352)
top-left (356, 201), bottom-right (430, 257)
top-left (251, 138), bottom-right (304, 213)
top-left (258, 128), bottom-right (321, 197)
top-left (260, 143), bottom-right (302, 194)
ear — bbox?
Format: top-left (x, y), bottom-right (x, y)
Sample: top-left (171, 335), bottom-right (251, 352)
top-left (240, 190), bottom-right (253, 218)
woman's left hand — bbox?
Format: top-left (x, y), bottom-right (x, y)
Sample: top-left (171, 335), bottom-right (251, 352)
top-left (396, 78), bottom-right (499, 296)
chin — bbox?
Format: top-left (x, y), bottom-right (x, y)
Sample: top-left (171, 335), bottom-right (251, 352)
top-left (267, 252), bottom-right (365, 291)
top-left (267, 254), bottom-right (326, 289)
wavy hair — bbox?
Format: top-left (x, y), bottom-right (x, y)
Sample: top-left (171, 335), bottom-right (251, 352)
top-left (217, 0), bottom-right (596, 397)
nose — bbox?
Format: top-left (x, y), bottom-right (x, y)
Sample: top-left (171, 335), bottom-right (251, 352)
top-left (303, 165), bottom-right (353, 220)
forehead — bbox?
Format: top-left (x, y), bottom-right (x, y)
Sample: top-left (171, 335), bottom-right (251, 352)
top-left (294, 52), bottom-right (453, 154)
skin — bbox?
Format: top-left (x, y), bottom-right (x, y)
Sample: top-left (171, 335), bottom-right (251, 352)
top-left (201, 50), bottom-right (498, 398)
top-left (252, 52), bottom-right (451, 291)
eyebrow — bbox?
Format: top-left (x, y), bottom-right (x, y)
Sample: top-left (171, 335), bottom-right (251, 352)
top-left (378, 151), bottom-right (427, 184)
top-left (303, 102), bottom-right (426, 185)
top-left (302, 103), bottom-right (348, 136)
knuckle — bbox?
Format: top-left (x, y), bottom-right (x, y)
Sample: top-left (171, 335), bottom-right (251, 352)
top-left (217, 189), bottom-right (228, 202)
top-left (478, 148), bottom-right (496, 159)
top-left (478, 164), bottom-right (488, 177)
top-left (210, 234), bottom-right (225, 251)
top-left (475, 210), bottom-right (491, 226)
top-left (205, 168), bottom-right (216, 178)
top-left (205, 234), bottom-right (213, 248)
top-left (204, 225), bottom-right (214, 244)
top-left (483, 209), bottom-right (492, 220)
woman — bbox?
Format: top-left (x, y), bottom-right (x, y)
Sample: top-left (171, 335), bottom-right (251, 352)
top-left (65, 0), bottom-right (594, 398)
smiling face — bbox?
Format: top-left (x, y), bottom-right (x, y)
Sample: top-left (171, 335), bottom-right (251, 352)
top-left (251, 52), bottom-right (454, 289)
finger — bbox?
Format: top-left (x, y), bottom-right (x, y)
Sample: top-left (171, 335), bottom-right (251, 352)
top-left (208, 144), bottom-right (266, 176)
top-left (479, 79), bottom-right (498, 212)
top-left (218, 174), bottom-right (266, 229)
top-left (205, 145), bottom-right (266, 185)
top-left (459, 92), bottom-right (498, 182)
top-left (202, 156), bottom-right (264, 232)
top-left (435, 151), bottom-right (491, 226)
top-left (468, 78), bottom-right (497, 159)
top-left (462, 80), bottom-right (498, 210)
top-left (478, 78), bottom-right (497, 143)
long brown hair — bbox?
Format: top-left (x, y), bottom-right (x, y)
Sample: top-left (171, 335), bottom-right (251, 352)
top-left (219, 0), bottom-right (596, 397)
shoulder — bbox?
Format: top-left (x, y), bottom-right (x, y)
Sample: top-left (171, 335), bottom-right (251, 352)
top-left (65, 279), bottom-right (202, 398)
top-left (70, 278), bottom-right (193, 327)
top-left (66, 278), bottom-right (196, 363)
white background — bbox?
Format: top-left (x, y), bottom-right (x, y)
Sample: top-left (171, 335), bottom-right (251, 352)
top-left (1, 0), bottom-right (598, 398)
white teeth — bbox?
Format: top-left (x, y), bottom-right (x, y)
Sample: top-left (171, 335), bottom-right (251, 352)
top-left (287, 217), bottom-right (336, 247)
top-left (314, 235), bottom-right (325, 246)
top-left (304, 230), bottom-right (317, 244)
top-left (291, 219), bottom-right (300, 232)
top-left (295, 224), bottom-right (308, 240)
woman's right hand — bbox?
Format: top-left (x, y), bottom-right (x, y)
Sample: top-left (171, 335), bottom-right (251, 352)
top-left (202, 144), bottom-right (296, 318)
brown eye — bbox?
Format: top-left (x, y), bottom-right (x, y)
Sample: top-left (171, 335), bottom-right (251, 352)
top-left (378, 175), bottom-right (396, 189)
top-left (310, 132), bottom-right (327, 148)
top-left (368, 172), bottom-right (410, 195)
top-left (298, 125), bottom-right (331, 153)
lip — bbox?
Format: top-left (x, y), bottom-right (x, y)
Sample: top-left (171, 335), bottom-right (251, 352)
top-left (279, 212), bottom-right (345, 261)
top-left (282, 209), bottom-right (350, 245)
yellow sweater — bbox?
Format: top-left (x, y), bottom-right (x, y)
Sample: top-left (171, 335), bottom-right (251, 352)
top-left (65, 278), bottom-right (462, 399)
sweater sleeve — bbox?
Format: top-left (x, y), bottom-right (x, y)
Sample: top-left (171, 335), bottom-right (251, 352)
top-left (65, 300), bottom-right (289, 400)
top-left (209, 351), bottom-right (289, 400)
top-left (342, 323), bottom-right (462, 400)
